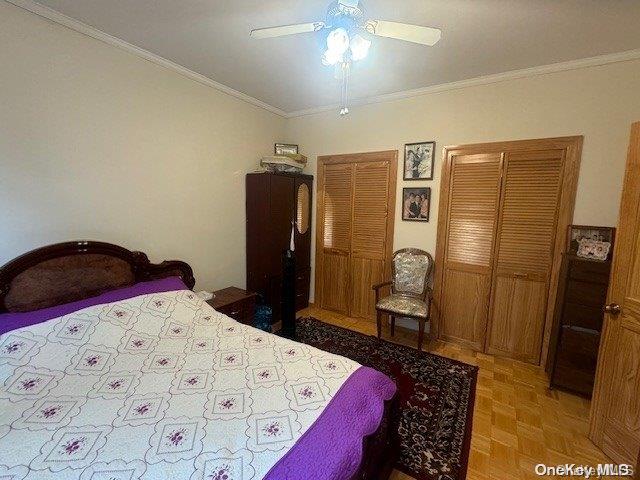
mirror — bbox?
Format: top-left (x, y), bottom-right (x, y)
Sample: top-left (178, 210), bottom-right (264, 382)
top-left (296, 183), bottom-right (310, 234)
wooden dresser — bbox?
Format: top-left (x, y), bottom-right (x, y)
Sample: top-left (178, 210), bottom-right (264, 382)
top-left (548, 254), bottom-right (611, 397)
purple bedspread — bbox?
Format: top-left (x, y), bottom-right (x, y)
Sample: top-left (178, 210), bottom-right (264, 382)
top-left (266, 366), bottom-right (396, 480)
top-left (0, 276), bottom-right (396, 479)
top-left (0, 276), bottom-right (187, 336)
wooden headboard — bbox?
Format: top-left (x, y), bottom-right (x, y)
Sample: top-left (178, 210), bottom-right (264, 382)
top-left (0, 241), bottom-right (195, 313)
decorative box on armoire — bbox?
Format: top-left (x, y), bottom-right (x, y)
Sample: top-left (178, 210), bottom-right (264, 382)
top-left (548, 253), bottom-right (612, 397)
top-left (246, 172), bottom-right (313, 324)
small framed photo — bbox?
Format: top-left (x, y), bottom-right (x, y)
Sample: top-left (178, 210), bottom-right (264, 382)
top-left (275, 143), bottom-right (299, 156)
top-left (567, 225), bottom-right (615, 260)
top-left (576, 239), bottom-right (612, 262)
top-left (404, 141), bottom-right (435, 180)
top-left (402, 187), bottom-right (431, 222)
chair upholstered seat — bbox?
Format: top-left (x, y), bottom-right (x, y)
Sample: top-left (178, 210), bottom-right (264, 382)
top-left (373, 248), bottom-right (434, 350)
top-left (376, 294), bottom-right (428, 318)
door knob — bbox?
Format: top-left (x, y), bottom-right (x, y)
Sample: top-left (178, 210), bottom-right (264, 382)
top-left (604, 303), bottom-right (621, 315)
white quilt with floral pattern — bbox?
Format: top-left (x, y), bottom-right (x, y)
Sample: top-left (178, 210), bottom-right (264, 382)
top-left (0, 289), bottom-right (359, 479)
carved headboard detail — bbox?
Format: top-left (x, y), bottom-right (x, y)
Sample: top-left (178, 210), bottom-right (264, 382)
top-left (0, 241), bottom-right (195, 313)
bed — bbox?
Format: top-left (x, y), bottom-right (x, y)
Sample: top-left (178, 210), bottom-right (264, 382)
top-left (0, 241), bottom-right (398, 480)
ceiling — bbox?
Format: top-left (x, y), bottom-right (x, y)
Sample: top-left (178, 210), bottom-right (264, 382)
top-left (28, 0), bottom-right (640, 114)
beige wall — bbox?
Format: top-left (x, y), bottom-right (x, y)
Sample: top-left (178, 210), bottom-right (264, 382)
top-left (286, 59), bottom-right (640, 300)
top-left (0, 2), bottom-right (285, 290)
top-left (3, 1), bottom-right (640, 302)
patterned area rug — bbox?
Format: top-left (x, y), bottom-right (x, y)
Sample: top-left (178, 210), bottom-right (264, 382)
top-left (293, 318), bottom-right (478, 480)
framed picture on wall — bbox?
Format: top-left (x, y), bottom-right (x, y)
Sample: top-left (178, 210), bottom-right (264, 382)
top-left (402, 187), bottom-right (431, 222)
top-left (404, 141), bottom-right (435, 180)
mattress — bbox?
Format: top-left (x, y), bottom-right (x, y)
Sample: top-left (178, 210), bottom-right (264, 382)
top-left (0, 278), bottom-right (396, 479)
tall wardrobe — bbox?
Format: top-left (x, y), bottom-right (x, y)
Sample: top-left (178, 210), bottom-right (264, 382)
top-left (434, 137), bottom-right (583, 365)
top-left (246, 172), bottom-right (313, 324)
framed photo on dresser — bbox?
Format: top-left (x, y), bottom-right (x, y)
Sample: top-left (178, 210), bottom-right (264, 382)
top-left (404, 141), bottom-right (435, 180)
top-left (566, 225), bottom-right (615, 261)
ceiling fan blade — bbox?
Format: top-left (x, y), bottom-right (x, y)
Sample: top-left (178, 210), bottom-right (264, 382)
top-left (364, 20), bottom-right (441, 46)
top-left (250, 22), bottom-right (325, 39)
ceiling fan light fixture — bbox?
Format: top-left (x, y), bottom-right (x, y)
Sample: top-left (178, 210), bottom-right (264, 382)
top-left (250, 0), bottom-right (441, 115)
top-left (322, 49), bottom-right (343, 66)
top-left (326, 27), bottom-right (350, 56)
top-left (350, 34), bottom-right (371, 61)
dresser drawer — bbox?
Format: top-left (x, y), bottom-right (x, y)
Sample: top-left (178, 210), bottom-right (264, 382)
top-left (207, 287), bottom-right (257, 325)
top-left (295, 268), bottom-right (310, 289)
top-left (562, 302), bottom-right (603, 331)
top-left (217, 301), bottom-right (246, 321)
top-left (295, 268), bottom-right (310, 311)
top-left (269, 270), bottom-right (310, 316)
top-left (551, 326), bottom-right (600, 397)
top-left (295, 287), bottom-right (310, 311)
top-left (565, 280), bottom-right (608, 308)
top-left (568, 260), bottom-right (611, 284)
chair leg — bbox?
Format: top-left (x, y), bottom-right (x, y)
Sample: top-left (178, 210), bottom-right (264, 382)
top-left (376, 310), bottom-right (382, 339)
top-left (417, 317), bottom-right (425, 351)
top-left (390, 315), bottom-right (395, 337)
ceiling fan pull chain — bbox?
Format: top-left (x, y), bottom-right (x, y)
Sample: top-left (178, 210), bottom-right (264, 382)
top-left (339, 64), bottom-right (345, 115)
top-left (345, 63), bottom-right (350, 114)
top-left (342, 64), bottom-right (346, 113)
top-left (340, 62), bottom-right (350, 116)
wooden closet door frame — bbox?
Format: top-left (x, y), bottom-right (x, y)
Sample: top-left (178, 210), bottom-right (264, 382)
top-left (589, 122), bottom-right (640, 463)
top-left (433, 136), bottom-right (583, 366)
top-left (315, 150), bottom-right (398, 314)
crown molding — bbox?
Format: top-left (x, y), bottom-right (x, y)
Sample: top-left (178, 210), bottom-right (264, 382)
top-left (286, 48), bottom-right (640, 118)
top-left (7, 0), bottom-right (640, 119)
top-left (6, 0), bottom-right (288, 118)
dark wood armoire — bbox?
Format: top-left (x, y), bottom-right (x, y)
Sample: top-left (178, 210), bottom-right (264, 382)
top-left (246, 172), bottom-right (313, 323)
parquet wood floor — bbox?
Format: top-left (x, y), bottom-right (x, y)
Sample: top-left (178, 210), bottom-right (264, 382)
top-left (298, 306), bottom-right (613, 480)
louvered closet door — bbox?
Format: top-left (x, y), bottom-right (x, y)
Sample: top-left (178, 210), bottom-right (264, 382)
top-left (319, 163), bottom-right (353, 314)
top-left (350, 161), bottom-right (390, 319)
top-left (487, 150), bottom-right (564, 363)
top-left (440, 153), bottom-right (503, 350)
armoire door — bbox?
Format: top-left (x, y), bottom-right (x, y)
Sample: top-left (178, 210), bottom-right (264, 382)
top-left (316, 151), bottom-right (397, 319)
top-left (269, 174), bottom-right (295, 274)
top-left (486, 149), bottom-right (564, 364)
top-left (438, 153), bottom-right (503, 350)
top-left (267, 174), bottom-right (295, 320)
top-left (294, 177), bottom-right (313, 271)
top-left (590, 122), bottom-right (640, 466)
top-left (294, 176), bottom-right (313, 310)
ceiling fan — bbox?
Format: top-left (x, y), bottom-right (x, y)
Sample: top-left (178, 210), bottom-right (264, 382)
top-left (251, 0), bottom-right (442, 115)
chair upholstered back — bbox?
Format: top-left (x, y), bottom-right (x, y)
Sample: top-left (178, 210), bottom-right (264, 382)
top-left (391, 248), bottom-right (434, 297)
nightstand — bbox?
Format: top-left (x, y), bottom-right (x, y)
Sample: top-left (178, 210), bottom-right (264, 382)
top-left (206, 287), bottom-right (258, 325)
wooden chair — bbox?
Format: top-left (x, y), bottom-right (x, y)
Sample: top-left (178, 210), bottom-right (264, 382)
top-left (373, 248), bottom-right (434, 350)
